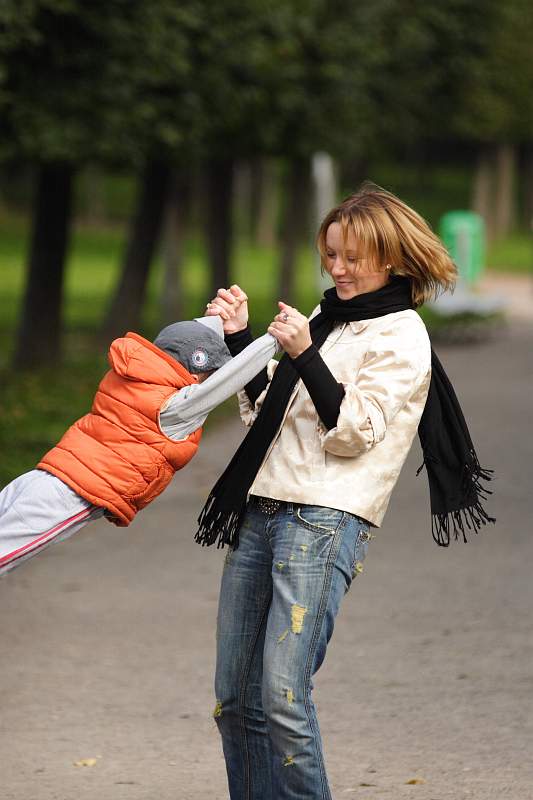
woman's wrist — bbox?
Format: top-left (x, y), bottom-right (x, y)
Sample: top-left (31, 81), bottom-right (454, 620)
top-left (225, 325), bottom-right (254, 356)
top-left (290, 343), bottom-right (317, 365)
top-left (287, 340), bottom-right (313, 359)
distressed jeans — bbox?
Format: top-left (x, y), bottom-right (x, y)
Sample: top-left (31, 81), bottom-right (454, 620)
top-left (214, 497), bottom-right (372, 800)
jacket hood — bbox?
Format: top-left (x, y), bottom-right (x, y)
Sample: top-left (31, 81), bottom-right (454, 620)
top-left (108, 334), bottom-right (196, 387)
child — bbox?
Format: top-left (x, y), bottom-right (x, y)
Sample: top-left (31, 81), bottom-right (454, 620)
top-left (0, 311), bottom-right (278, 577)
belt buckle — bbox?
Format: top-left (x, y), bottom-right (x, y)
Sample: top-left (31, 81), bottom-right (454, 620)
top-left (257, 496), bottom-right (282, 515)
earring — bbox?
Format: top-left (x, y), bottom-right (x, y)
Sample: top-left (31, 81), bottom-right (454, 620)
top-left (385, 264), bottom-right (391, 270)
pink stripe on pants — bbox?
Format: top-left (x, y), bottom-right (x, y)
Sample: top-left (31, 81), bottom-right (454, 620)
top-left (0, 470), bottom-right (103, 577)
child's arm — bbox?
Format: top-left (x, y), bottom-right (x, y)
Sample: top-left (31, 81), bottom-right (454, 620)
top-left (159, 332), bottom-right (280, 440)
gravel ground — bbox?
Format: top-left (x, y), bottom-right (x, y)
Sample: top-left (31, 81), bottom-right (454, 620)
top-left (1, 320), bottom-right (531, 800)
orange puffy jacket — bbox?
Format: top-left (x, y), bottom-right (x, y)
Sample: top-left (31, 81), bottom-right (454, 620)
top-left (38, 332), bottom-right (202, 526)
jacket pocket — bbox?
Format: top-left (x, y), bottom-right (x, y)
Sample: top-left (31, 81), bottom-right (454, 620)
top-left (128, 463), bottom-right (173, 511)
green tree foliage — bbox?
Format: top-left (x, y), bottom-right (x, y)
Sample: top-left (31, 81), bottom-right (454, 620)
top-left (0, 0), bottom-right (196, 166)
top-left (3, 0), bottom-right (532, 178)
top-left (354, 0), bottom-right (481, 154)
top-left (452, 0), bottom-right (533, 144)
top-left (3, 0), bottom-right (533, 359)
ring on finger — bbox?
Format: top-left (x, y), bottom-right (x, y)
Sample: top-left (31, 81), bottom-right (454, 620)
top-left (281, 312), bottom-right (289, 322)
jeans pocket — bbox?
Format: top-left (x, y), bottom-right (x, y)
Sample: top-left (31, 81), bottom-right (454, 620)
top-left (294, 504), bottom-right (345, 535)
top-left (351, 521), bottom-right (371, 579)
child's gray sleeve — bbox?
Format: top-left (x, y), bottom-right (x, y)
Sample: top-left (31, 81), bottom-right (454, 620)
top-left (159, 333), bottom-right (279, 440)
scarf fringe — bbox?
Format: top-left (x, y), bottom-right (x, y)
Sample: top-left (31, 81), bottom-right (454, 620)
top-left (419, 455), bottom-right (496, 546)
top-left (463, 455), bottom-right (494, 500)
top-left (432, 500), bottom-right (496, 546)
top-left (195, 494), bottom-right (245, 549)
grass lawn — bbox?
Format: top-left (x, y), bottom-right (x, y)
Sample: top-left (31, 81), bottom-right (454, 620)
top-left (0, 215), bottom-right (526, 486)
top-left (486, 233), bottom-right (533, 274)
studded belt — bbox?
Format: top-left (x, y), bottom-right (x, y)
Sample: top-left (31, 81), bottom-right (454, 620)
top-left (251, 495), bottom-right (284, 515)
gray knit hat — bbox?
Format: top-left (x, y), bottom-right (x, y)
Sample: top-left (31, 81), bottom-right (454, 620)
top-left (153, 315), bottom-right (232, 374)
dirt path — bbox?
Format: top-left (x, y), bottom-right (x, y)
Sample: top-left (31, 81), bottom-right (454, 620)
top-left (1, 322), bottom-right (531, 800)
top-left (478, 270), bottom-right (533, 322)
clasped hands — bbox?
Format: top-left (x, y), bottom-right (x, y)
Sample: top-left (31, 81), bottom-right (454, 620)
top-left (205, 284), bottom-right (312, 359)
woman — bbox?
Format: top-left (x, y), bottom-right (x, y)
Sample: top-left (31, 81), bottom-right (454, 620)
top-left (201, 184), bottom-right (494, 800)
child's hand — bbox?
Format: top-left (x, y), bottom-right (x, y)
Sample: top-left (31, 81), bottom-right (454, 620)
top-left (205, 284), bottom-right (249, 334)
top-left (268, 302), bottom-right (312, 358)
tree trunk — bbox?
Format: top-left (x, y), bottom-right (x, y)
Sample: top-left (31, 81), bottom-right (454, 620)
top-left (520, 143), bottom-right (533, 231)
top-left (471, 144), bottom-right (495, 239)
top-left (312, 152), bottom-right (337, 230)
top-left (238, 157), bottom-right (277, 245)
top-left (13, 161), bottom-right (74, 370)
top-left (277, 157), bottom-right (310, 305)
top-left (248, 158), bottom-right (262, 243)
top-left (205, 157), bottom-right (234, 298)
top-left (339, 157), bottom-right (368, 195)
top-left (102, 159), bottom-right (171, 342)
top-left (233, 159), bottom-right (251, 240)
top-left (83, 165), bottom-right (106, 226)
top-left (160, 169), bottom-right (191, 326)
top-left (255, 158), bottom-right (278, 248)
top-left (493, 143), bottom-right (516, 239)
top-left (312, 152), bottom-right (337, 292)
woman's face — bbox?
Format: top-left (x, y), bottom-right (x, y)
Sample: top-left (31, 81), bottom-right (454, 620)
top-left (325, 222), bottom-right (390, 299)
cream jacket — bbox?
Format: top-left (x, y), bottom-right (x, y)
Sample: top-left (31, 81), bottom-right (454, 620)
top-left (238, 308), bottom-right (432, 527)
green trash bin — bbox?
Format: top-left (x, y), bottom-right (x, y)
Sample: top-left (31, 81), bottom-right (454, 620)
top-left (439, 211), bottom-right (486, 285)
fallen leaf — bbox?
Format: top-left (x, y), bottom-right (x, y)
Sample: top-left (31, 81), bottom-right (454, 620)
top-left (74, 758), bottom-right (98, 768)
top-left (405, 777), bottom-right (426, 785)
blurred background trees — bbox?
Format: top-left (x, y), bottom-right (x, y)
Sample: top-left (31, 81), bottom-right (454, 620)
top-left (1, 0), bottom-right (532, 479)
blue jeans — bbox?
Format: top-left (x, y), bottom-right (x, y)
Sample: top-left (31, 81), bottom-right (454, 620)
top-left (214, 497), bottom-right (372, 800)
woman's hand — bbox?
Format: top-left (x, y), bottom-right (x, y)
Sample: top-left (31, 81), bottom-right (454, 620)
top-left (268, 301), bottom-right (312, 359)
top-left (205, 284), bottom-right (249, 334)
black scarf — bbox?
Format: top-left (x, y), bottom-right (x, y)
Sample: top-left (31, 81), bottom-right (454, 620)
top-left (196, 276), bottom-right (495, 549)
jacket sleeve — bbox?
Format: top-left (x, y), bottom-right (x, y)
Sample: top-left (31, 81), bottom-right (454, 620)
top-left (237, 358), bottom-right (279, 427)
top-left (224, 326), bottom-right (271, 404)
top-left (290, 344), bottom-right (345, 430)
top-left (318, 317), bottom-right (431, 457)
top-left (237, 303), bottom-right (322, 427)
top-left (160, 333), bottom-right (279, 438)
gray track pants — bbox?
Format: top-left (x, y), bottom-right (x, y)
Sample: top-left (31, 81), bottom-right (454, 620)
top-left (0, 469), bottom-right (103, 578)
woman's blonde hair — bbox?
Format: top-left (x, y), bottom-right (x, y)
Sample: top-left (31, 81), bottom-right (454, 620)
top-left (316, 183), bottom-right (457, 306)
